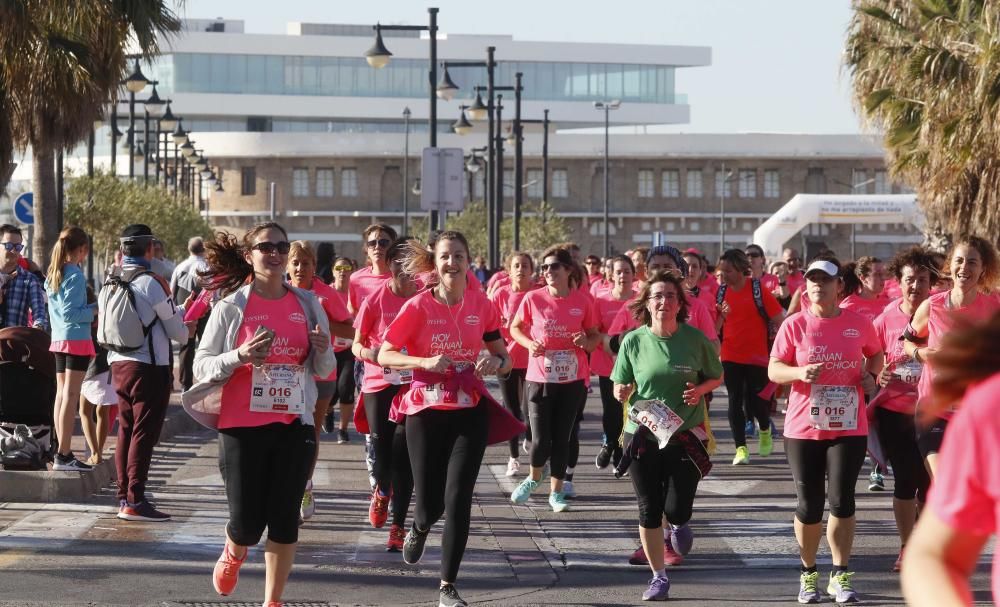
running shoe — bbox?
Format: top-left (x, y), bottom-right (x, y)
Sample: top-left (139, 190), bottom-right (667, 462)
top-left (562, 481), bottom-right (576, 499)
top-left (322, 410), bottom-right (335, 433)
top-left (300, 480), bottom-right (315, 521)
top-left (511, 478), bottom-right (540, 504)
top-left (402, 526), bottom-right (429, 565)
top-left (663, 540), bottom-right (684, 566)
top-left (52, 452), bottom-right (92, 471)
top-left (369, 487), bottom-right (390, 528)
top-left (118, 501), bottom-right (170, 522)
top-left (868, 471), bottom-right (885, 492)
top-left (770, 418), bottom-right (781, 438)
top-left (827, 571), bottom-right (858, 603)
top-left (264, 602), bottom-right (284, 607)
top-left (745, 420), bottom-right (757, 439)
top-left (797, 570), bottom-right (821, 604)
top-left (549, 491), bottom-right (570, 513)
top-left (892, 548), bottom-right (904, 573)
top-left (212, 543), bottom-right (247, 596)
top-left (386, 523), bottom-right (405, 552)
top-left (337, 429), bottom-right (349, 444)
top-left (595, 443), bottom-right (613, 469)
top-left (732, 445), bottom-right (750, 465)
top-left (612, 446), bottom-right (623, 470)
top-left (758, 427), bottom-right (773, 457)
top-left (670, 523), bottom-right (694, 556)
top-left (506, 457), bottom-right (520, 477)
top-left (642, 576), bottom-right (670, 601)
top-left (628, 546), bottom-right (648, 566)
top-left (439, 583), bottom-right (468, 607)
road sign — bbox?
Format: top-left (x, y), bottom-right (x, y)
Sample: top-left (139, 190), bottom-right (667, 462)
top-left (420, 148), bottom-right (465, 213)
top-left (12, 192), bottom-right (33, 225)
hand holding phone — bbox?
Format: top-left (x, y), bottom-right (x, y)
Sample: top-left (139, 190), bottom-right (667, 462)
top-left (239, 325), bottom-right (274, 365)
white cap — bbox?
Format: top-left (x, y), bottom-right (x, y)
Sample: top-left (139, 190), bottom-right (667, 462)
top-left (804, 260), bottom-right (839, 278)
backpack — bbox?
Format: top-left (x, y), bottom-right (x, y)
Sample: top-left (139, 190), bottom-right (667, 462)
top-left (0, 423), bottom-right (52, 471)
top-left (96, 266), bottom-right (165, 362)
top-left (716, 278), bottom-right (779, 348)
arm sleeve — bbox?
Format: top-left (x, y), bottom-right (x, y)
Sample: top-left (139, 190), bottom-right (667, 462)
top-left (700, 334), bottom-right (724, 379)
top-left (861, 321), bottom-right (881, 357)
top-left (28, 275), bottom-right (49, 331)
top-left (769, 316), bottom-right (797, 363)
top-left (609, 333), bottom-right (635, 385)
top-left (192, 304), bottom-right (244, 384)
top-left (59, 271), bottom-right (96, 324)
top-left (144, 277), bottom-right (189, 343)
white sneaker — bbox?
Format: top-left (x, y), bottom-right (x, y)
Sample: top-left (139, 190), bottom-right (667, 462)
top-left (505, 458), bottom-right (520, 477)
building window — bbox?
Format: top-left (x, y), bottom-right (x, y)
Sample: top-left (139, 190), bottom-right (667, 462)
top-left (241, 166), bottom-right (256, 196)
top-left (686, 169), bottom-right (703, 198)
top-left (292, 168), bottom-right (309, 197)
top-left (874, 169), bottom-right (890, 194)
top-left (738, 169), bottom-right (756, 198)
top-left (527, 169), bottom-right (543, 199)
top-left (316, 168), bottom-right (334, 198)
top-left (341, 168), bottom-right (358, 197)
top-left (661, 169), bottom-right (679, 198)
top-left (715, 170), bottom-right (732, 198)
top-left (763, 170), bottom-right (780, 198)
top-left (638, 169), bottom-right (655, 198)
top-left (552, 169), bottom-right (568, 198)
top-left (852, 168), bottom-right (868, 192)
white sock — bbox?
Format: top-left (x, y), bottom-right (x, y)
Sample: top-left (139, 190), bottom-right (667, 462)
top-left (654, 568), bottom-right (668, 579)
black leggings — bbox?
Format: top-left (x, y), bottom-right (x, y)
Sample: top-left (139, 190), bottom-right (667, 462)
top-left (332, 349), bottom-right (356, 404)
top-left (218, 421), bottom-right (315, 545)
top-left (599, 376), bottom-right (624, 448)
top-left (406, 404), bottom-right (489, 583)
top-left (876, 408), bottom-right (930, 502)
top-left (527, 380), bottom-right (587, 480)
top-left (627, 435), bottom-right (701, 528)
top-left (567, 391), bottom-right (587, 470)
top-left (722, 361), bottom-right (771, 447)
top-left (785, 435), bottom-right (868, 525)
top-left (498, 368), bottom-right (528, 458)
top-left (364, 385), bottom-right (409, 498)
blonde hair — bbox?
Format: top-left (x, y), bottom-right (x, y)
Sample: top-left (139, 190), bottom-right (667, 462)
top-left (288, 240), bottom-right (316, 264)
top-left (46, 226), bottom-right (89, 291)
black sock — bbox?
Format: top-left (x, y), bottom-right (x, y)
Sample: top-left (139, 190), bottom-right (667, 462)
top-left (801, 564), bottom-right (818, 573)
top-left (833, 565), bottom-right (849, 573)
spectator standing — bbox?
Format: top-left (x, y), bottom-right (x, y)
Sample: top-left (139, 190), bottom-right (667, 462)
top-left (0, 224), bottom-right (48, 331)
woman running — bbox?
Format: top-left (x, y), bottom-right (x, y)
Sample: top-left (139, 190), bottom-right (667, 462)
top-left (184, 222), bottom-right (334, 607)
top-left (901, 235), bottom-right (1000, 478)
top-left (870, 247), bottom-right (935, 571)
top-left (900, 313), bottom-right (1000, 606)
top-left (46, 226), bottom-right (98, 471)
top-left (378, 231), bottom-right (517, 607)
top-left (352, 239), bottom-right (418, 551)
top-left (768, 258), bottom-right (884, 604)
top-left (509, 245), bottom-right (600, 512)
top-left (592, 255), bottom-right (637, 471)
top-left (488, 251), bottom-right (538, 476)
top-left (328, 256), bottom-right (357, 442)
top-left (612, 271), bottom-right (723, 601)
top-left (287, 241), bottom-right (354, 522)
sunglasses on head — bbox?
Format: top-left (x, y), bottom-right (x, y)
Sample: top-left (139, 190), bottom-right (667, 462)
top-left (540, 262), bottom-right (566, 273)
top-left (333, 264), bottom-right (352, 271)
top-left (2, 243), bottom-right (24, 253)
top-left (251, 241), bottom-right (291, 255)
top-left (367, 238), bottom-right (391, 249)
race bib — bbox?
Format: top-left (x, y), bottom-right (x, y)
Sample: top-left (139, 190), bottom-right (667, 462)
top-left (250, 364), bottom-right (306, 414)
top-left (334, 336), bottom-right (352, 349)
top-left (893, 359), bottom-right (922, 384)
top-left (423, 383), bottom-right (475, 408)
top-left (808, 385), bottom-right (859, 431)
top-left (543, 349), bottom-right (578, 383)
top-left (382, 346), bottom-right (412, 385)
top-left (629, 399), bottom-right (685, 449)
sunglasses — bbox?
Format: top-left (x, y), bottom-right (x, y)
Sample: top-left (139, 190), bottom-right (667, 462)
top-left (540, 262), bottom-right (566, 273)
top-left (251, 241), bottom-right (291, 255)
top-left (333, 265), bottom-right (352, 271)
top-left (1, 243), bottom-right (24, 253)
top-left (366, 238), bottom-right (391, 249)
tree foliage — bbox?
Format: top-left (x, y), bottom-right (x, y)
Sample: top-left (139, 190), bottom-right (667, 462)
top-left (845, 0), bottom-right (1000, 240)
top-left (65, 172), bottom-right (211, 268)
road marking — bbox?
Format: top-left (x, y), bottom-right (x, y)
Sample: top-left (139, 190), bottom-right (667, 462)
top-left (0, 504), bottom-right (110, 567)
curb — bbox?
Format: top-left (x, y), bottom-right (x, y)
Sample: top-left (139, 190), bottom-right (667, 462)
top-left (0, 395), bottom-right (201, 503)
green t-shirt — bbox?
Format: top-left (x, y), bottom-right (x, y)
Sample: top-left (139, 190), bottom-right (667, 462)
top-left (610, 324), bottom-right (723, 437)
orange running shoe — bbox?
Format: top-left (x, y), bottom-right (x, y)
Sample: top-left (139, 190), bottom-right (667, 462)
top-left (212, 543), bottom-right (247, 596)
top-left (387, 523), bottom-right (405, 552)
top-left (368, 487), bottom-right (390, 528)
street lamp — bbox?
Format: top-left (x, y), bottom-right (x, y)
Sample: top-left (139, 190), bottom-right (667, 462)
top-left (718, 164), bottom-right (734, 255)
top-left (466, 90), bottom-right (488, 121)
top-left (364, 25), bottom-right (392, 68)
top-left (402, 107), bottom-right (411, 236)
top-left (180, 140), bottom-right (195, 157)
top-left (594, 100), bottom-right (621, 257)
top-left (452, 105), bottom-right (473, 135)
top-left (436, 68), bottom-right (459, 101)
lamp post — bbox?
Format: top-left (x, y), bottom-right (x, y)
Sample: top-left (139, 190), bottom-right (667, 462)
top-left (402, 107), bottom-right (411, 236)
top-left (594, 100), bottom-right (621, 257)
top-left (833, 177), bottom-right (877, 259)
top-left (124, 58), bottom-right (150, 178)
top-left (157, 101), bottom-right (177, 186)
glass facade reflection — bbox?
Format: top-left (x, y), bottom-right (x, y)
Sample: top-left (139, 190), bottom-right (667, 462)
top-left (147, 53), bottom-right (678, 104)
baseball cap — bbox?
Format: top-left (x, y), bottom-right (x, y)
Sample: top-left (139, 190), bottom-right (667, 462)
top-left (120, 224), bottom-right (155, 245)
top-left (804, 260), bottom-right (839, 279)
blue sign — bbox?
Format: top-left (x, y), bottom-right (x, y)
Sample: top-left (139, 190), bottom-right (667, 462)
top-left (12, 192), bottom-right (32, 225)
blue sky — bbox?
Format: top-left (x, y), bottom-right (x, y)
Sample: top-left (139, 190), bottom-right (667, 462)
top-left (175, 0), bottom-right (861, 134)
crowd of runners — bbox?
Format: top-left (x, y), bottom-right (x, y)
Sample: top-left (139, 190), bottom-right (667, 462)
top-left (13, 217), bottom-right (1000, 606)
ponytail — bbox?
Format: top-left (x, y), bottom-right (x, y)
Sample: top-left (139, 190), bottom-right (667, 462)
top-left (46, 226), bottom-right (89, 292)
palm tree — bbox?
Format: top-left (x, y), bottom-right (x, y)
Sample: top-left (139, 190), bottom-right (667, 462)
top-left (0, 0), bottom-right (179, 267)
top-left (845, 0), bottom-right (1000, 241)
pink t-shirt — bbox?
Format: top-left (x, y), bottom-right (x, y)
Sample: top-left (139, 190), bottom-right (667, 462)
top-left (515, 288), bottom-right (599, 384)
top-left (927, 372), bottom-right (1000, 602)
top-left (686, 295), bottom-right (717, 340)
top-left (489, 283), bottom-right (536, 370)
top-left (840, 293), bottom-right (887, 324)
top-left (689, 282), bottom-right (718, 322)
top-left (354, 282), bottom-right (415, 394)
top-left (383, 288), bottom-right (501, 411)
top-left (219, 291), bottom-right (310, 430)
top-left (328, 286), bottom-right (353, 352)
top-left (872, 299), bottom-right (921, 415)
top-left (590, 290), bottom-right (634, 377)
top-left (786, 271), bottom-right (805, 297)
top-left (918, 290), bottom-right (1000, 413)
top-left (757, 272), bottom-right (780, 294)
top-left (487, 270), bottom-right (510, 292)
top-left (882, 278), bottom-right (902, 301)
top-left (309, 280), bottom-right (352, 379)
top-left (590, 279), bottom-right (612, 300)
top-left (348, 266), bottom-right (392, 313)
top-left (770, 308), bottom-right (881, 440)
